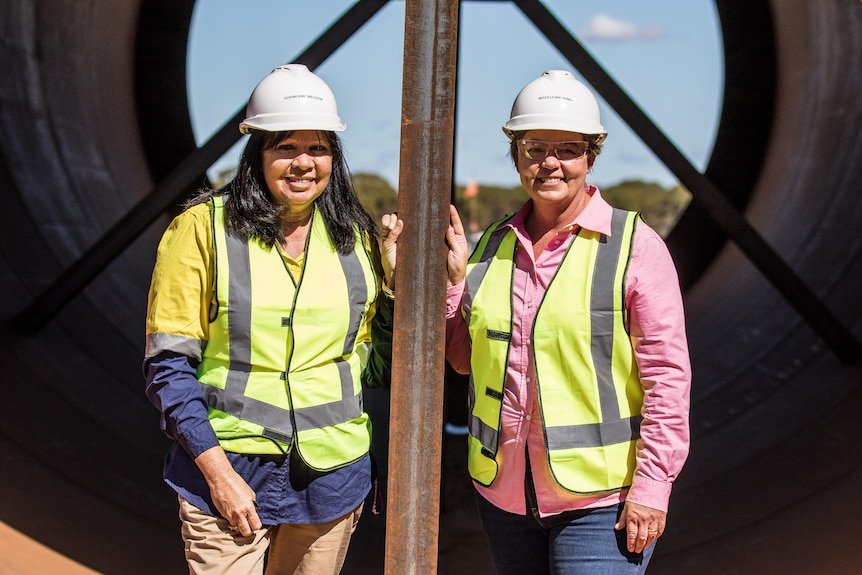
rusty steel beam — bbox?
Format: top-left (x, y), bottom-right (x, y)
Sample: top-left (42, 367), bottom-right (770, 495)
top-left (11, 0), bottom-right (388, 335)
top-left (384, 1), bottom-right (460, 574)
top-left (512, 0), bottom-right (862, 365)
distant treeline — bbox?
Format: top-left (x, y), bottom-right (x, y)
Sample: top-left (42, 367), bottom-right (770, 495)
top-left (351, 173), bottom-right (691, 239)
top-left (210, 168), bottom-right (690, 238)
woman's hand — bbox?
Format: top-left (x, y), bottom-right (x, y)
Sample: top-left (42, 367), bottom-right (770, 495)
top-left (195, 446), bottom-right (262, 537)
top-left (446, 204), bottom-right (469, 287)
top-left (380, 213), bottom-right (403, 289)
top-left (614, 501), bottom-right (666, 554)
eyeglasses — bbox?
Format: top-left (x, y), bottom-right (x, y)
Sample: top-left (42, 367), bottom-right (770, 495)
top-left (517, 140), bottom-right (590, 162)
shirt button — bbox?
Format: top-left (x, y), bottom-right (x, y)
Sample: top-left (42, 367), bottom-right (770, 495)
top-left (526, 414), bottom-right (532, 421)
top-left (525, 377), bottom-right (531, 382)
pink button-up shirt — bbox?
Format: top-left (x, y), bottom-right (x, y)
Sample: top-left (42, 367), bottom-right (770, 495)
top-left (445, 186), bottom-right (691, 517)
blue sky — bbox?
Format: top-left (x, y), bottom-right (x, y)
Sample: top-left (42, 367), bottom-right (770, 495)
top-left (187, 0), bottom-right (723, 190)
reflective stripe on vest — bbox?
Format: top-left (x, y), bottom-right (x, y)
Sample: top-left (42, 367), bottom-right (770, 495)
top-left (463, 214), bottom-right (516, 474)
top-left (465, 208), bottom-right (644, 494)
top-left (198, 196), bottom-right (375, 470)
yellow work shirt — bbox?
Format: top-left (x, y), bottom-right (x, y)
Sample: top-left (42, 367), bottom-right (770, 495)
top-left (145, 202), bottom-right (375, 361)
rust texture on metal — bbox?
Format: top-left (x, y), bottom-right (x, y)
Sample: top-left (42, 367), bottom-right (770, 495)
top-left (384, 1), bottom-right (460, 574)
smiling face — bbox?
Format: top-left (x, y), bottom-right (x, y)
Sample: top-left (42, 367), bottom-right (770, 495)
top-left (516, 129), bottom-right (592, 214)
top-left (262, 130), bottom-right (332, 216)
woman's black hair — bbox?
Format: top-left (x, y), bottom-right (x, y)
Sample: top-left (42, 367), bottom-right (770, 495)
top-left (185, 130), bottom-right (377, 254)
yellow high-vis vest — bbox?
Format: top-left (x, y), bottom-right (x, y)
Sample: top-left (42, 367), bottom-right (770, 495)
top-left (198, 196), bottom-right (377, 471)
top-left (465, 208), bottom-right (644, 494)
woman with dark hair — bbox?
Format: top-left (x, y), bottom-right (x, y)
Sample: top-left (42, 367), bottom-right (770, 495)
top-left (218, 128), bottom-right (377, 254)
top-left (143, 64), bottom-right (401, 575)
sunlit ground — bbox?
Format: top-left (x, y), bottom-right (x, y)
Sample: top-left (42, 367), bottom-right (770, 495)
top-left (0, 521), bottom-right (100, 575)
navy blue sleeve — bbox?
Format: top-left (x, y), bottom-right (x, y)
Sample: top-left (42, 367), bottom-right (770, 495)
top-left (143, 351), bottom-right (220, 458)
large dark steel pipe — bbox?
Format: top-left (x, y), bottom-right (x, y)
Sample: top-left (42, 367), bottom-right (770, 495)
top-left (513, 0), bottom-right (862, 365)
top-left (384, 1), bottom-right (460, 574)
top-left (10, 0), bottom-right (388, 335)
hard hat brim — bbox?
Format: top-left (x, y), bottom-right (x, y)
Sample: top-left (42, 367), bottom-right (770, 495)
top-left (502, 115), bottom-right (607, 143)
top-left (239, 113), bottom-right (346, 134)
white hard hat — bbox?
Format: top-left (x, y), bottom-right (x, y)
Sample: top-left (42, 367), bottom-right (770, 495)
top-left (239, 64), bottom-right (346, 134)
top-left (502, 70), bottom-right (606, 143)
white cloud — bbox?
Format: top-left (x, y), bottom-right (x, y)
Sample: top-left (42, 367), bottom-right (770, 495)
top-left (577, 14), bottom-right (665, 42)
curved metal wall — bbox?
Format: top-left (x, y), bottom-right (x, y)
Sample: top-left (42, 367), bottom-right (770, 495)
top-left (0, 2), bottom-right (183, 572)
top-left (0, 1), bottom-right (859, 573)
top-left (660, 2), bottom-right (862, 572)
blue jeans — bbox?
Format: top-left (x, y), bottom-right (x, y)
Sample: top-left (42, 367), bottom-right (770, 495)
top-left (476, 493), bottom-right (654, 575)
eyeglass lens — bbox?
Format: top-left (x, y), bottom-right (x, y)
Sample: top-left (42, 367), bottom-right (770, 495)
top-left (519, 140), bottom-right (589, 161)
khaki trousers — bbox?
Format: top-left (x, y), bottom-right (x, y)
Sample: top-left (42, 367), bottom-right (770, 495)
top-left (179, 496), bottom-right (363, 575)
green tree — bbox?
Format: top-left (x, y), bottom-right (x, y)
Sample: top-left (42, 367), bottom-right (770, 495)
top-left (601, 180), bottom-right (691, 237)
top-left (352, 173), bottom-right (398, 226)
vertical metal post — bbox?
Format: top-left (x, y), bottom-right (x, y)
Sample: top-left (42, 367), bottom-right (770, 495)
top-left (384, 1), bottom-right (460, 574)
